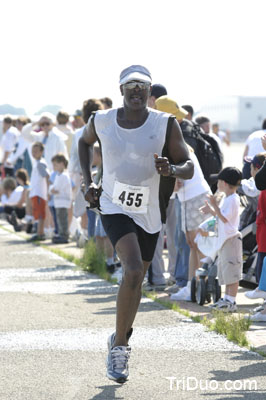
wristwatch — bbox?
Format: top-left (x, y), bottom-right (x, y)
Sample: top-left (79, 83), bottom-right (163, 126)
top-left (170, 165), bottom-right (177, 177)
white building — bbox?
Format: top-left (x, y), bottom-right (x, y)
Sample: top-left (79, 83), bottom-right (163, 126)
top-left (197, 96), bottom-right (266, 140)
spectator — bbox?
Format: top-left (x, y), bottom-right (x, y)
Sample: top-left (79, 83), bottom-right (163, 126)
top-left (72, 109), bottom-right (85, 130)
top-left (56, 111), bottom-right (74, 156)
top-left (7, 169), bottom-right (33, 232)
top-left (195, 115), bottom-right (223, 151)
top-left (92, 144), bottom-right (116, 272)
top-left (0, 176), bottom-right (24, 218)
top-left (170, 147), bottom-right (212, 301)
top-left (255, 134), bottom-right (266, 190)
top-left (49, 153), bottom-right (72, 244)
top-left (239, 153), bottom-right (265, 230)
top-left (182, 105), bottom-right (194, 121)
top-left (7, 116), bottom-right (33, 176)
top-left (100, 97), bottom-right (113, 110)
top-left (147, 84), bottom-right (167, 108)
top-left (69, 99), bottom-right (104, 245)
top-left (200, 167), bottom-right (242, 312)
top-left (242, 119), bottom-right (266, 179)
top-left (21, 113), bottom-right (68, 171)
top-left (28, 142), bottom-right (49, 242)
top-left (148, 96), bottom-right (189, 290)
top-left (212, 123), bottom-right (230, 146)
top-left (0, 115), bottom-right (19, 177)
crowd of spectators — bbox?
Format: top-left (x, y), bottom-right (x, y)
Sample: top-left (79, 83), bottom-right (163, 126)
top-left (1, 90), bottom-right (266, 320)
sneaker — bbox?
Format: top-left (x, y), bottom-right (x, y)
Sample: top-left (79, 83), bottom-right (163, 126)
top-left (252, 301), bottom-right (266, 314)
top-left (247, 311), bottom-right (266, 322)
top-left (210, 298), bottom-right (225, 308)
top-left (106, 346), bottom-right (131, 383)
top-left (170, 285), bottom-right (191, 301)
top-left (143, 282), bottom-right (166, 292)
top-left (164, 283), bottom-right (182, 294)
top-left (106, 264), bottom-right (115, 274)
top-left (245, 288), bottom-right (266, 300)
top-left (107, 328), bottom-right (133, 352)
top-left (27, 234), bottom-right (46, 242)
top-left (52, 236), bottom-right (69, 244)
top-left (216, 299), bottom-right (237, 312)
top-left (25, 222), bottom-right (33, 234)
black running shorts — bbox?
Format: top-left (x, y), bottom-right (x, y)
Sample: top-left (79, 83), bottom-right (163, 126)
top-left (101, 213), bottom-right (160, 262)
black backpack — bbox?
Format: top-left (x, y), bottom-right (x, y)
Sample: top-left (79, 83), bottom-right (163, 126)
top-left (180, 119), bottom-right (223, 185)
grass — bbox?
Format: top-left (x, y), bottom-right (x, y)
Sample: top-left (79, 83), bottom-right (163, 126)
top-left (79, 239), bottom-right (117, 283)
top-left (201, 311), bottom-right (251, 347)
top-left (143, 289), bottom-right (252, 349)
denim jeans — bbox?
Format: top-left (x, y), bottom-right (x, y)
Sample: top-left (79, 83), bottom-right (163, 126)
top-left (86, 208), bottom-right (96, 239)
top-left (174, 197), bottom-right (190, 287)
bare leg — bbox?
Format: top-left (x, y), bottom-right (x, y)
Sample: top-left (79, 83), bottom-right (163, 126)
top-left (225, 282), bottom-right (239, 298)
top-left (113, 232), bottom-right (149, 347)
top-left (37, 218), bottom-right (45, 236)
top-left (186, 230), bottom-right (201, 280)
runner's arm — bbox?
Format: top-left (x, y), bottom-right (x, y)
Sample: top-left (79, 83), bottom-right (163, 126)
top-left (154, 119), bottom-right (194, 179)
top-left (78, 117), bottom-right (98, 189)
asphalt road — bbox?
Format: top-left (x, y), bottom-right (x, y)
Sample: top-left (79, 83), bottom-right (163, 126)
top-left (0, 226), bottom-right (266, 400)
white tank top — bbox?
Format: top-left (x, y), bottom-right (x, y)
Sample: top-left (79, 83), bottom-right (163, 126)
top-left (94, 108), bottom-right (169, 233)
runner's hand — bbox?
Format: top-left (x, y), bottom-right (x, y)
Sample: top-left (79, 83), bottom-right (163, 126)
top-left (82, 182), bottom-right (100, 207)
top-left (154, 153), bottom-right (171, 176)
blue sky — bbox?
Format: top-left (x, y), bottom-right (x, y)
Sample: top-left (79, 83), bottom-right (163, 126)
top-left (1, 0), bottom-right (266, 115)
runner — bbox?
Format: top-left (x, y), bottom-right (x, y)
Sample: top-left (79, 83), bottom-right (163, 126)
top-left (79, 65), bottom-right (194, 383)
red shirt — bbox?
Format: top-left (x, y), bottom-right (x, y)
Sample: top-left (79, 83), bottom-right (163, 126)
top-left (256, 190), bottom-right (266, 252)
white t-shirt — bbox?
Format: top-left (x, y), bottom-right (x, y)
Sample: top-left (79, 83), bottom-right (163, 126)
top-left (217, 193), bottom-right (240, 249)
top-left (177, 152), bottom-right (211, 202)
top-left (1, 186), bottom-right (23, 205)
top-left (0, 126), bottom-right (19, 166)
top-left (49, 171), bottom-right (72, 208)
top-left (245, 129), bottom-right (266, 157)
top-left (29, 158), bottom-right (49, 200)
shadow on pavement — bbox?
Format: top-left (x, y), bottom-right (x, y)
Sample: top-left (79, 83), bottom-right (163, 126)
top-left (91, 384), bottom-right (123, 399)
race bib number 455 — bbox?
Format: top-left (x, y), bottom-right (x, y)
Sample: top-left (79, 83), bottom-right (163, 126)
top-left (112, 181), bottom-right (150, 214)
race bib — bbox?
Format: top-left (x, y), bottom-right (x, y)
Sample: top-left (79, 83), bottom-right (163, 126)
top-left (112, 181), bottom-right (150, 214)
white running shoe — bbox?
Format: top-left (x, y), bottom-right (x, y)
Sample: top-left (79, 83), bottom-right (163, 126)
top-left (170, 285), bottom-right (191, 301)
top-left (244, 288), bottom-right (266, 300)
top-left (106, 345), bottom-right (131, 383)
top-left (216, 299), bottom-right (237, 313)
top-left (248, 312), bottom-right (266, 322)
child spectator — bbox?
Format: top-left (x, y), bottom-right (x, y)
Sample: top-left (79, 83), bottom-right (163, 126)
top-left (49, 153), bottom-right (72, 244)
top-left (8, 169), bottom-right (33, 232)
top-left (239, 153), bottom-right (266, 231)
top-left (28, 142), bottom-right (49, 241)
top-left (0, 115), bottom-right (19, 177)
top-left (200, 167), bottom-right (242, 312)
top-left (0, 177), bottom-right (24, 218)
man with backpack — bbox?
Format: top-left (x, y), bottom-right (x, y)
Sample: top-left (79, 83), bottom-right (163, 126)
top-left (181, 115), bottom-right (223, 192)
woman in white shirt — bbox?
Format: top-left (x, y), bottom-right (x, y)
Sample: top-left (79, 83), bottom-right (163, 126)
top-left (171, 148), bottom-right (212, 301)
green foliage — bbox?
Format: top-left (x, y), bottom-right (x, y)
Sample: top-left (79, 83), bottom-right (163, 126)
top-left (80, 239), bottom-right (111, 281)
top-left (208, 311), bottom-right (251, 347)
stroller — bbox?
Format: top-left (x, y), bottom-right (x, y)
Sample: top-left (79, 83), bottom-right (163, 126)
top-left (238, 191), bottom-right (258, 289)
top-left (191, 191), bottom-right (258, 306)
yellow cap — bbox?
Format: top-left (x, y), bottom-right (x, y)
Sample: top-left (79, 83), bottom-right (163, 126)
top-left (155, 95), bottom-right (188, 120)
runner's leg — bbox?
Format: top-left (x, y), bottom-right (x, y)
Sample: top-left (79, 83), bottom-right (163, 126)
top-left (113, 232), bottom-right (148, 347)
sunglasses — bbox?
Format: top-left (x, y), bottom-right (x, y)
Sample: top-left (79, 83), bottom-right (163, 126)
top-left (123, 81), bottom-right (150, 90)
top-left (40, 122), bottom-right (51, 127)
